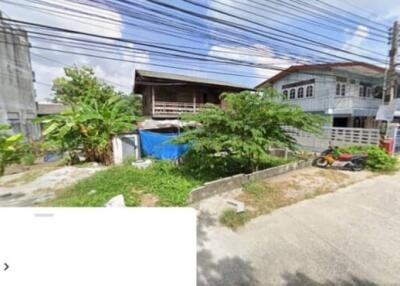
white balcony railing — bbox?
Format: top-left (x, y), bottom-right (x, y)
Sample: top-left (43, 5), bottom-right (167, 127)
top-left (334, 96), bottom-right (382, 110)
top-left (153, 101), bottom-right (207, 116)
top-left (286, 96), bottom-right (383, 114)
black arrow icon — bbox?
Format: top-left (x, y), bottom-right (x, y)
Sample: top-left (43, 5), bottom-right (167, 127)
top-left (3, 263), bottom-right (9, 271)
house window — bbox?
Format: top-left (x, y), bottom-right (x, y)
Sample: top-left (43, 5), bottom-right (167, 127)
top-left (374, 86), bottom-right (383, 99)
top-left (282, 90), bottom-right (288, 100)
top-left (289, 89), bottom-right (296, 99)
top-left (297, 87), bottom-right (304, 98)
top-left (336, 83), bottom-right (341, 96)
top-left (359, 86), bottom-right (366, 97)
top-left (341, 84), bottom-right (346, 96)
top-left (306, 85), bottom-right (313, 97)
top-left (366, 87), bottom-right (372, 97)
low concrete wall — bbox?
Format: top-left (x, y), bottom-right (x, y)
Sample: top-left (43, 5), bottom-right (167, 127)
top-left (247, 160), bottom-right (312, 182)
top-left (188, 160), bottom-right (312, 203)
top-left (188, 174), bottom-right (247, 202)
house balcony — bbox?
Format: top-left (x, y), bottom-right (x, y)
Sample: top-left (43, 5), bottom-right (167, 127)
top-left (333, 96), bottom-right (382, 116)
top-left (287, 96), bottom-right (383, 117)
top-left (152, 101), bottom-right (213, 118)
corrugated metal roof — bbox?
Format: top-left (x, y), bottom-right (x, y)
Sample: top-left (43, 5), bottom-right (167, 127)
top-left (135, 69), bottom-right (249, 89)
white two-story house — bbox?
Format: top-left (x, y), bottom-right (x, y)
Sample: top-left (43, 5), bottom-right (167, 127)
top-left (256, 62), bottom-right (387, 128)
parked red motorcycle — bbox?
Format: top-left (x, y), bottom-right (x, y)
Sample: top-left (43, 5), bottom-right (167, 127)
top-left (313, 146), bottom-right (367, 171)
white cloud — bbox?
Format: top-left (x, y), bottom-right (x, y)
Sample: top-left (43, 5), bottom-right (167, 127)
top-left (343, 25), bottom-right (369, 53)
top-left (381, 7), bottom-right (400, 21)
top-left (208, 44), bottom-right (301, 81)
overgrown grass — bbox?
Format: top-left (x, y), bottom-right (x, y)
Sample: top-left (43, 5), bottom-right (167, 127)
top-left (48, 161), bottom-right (203, 207)
top-left (219, 209), bottom-right (251, 230)
top-left (179, 150), bottom-right (292, 181)
top-left (48, 154), bottom-right (294, 207)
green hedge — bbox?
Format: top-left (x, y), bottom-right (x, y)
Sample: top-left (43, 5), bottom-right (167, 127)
top-left (338, 145), bottom-right (398, 172)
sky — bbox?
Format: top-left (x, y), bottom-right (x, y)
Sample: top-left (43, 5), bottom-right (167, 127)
top-left (0, 0), bottom-right (399, 102)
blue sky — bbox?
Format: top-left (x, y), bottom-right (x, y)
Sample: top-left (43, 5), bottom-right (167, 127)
top-left (0, 0), bottom-right (399, 101)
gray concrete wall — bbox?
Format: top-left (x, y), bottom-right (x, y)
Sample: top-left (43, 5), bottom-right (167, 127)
top-left (0, 12), bottom-right (37, 138)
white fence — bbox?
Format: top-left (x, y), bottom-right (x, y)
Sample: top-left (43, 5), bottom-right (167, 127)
top-left (286, 127), bottom-right (380, 152)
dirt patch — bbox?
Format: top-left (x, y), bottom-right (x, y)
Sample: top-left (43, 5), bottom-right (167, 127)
top-left (141, 193), bottom-right (160, 207)
top-left (194, 167), bottom-right (376, 229)
top-left (130, 188), bottom-right (160, 207)
top-left (236, 167), bottom-right (375, 219)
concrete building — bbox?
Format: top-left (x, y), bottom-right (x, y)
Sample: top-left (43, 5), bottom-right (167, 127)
top-left (0, 12), bottom-right (38, 138)
top-left (256, 62), bottom-right (390, 128)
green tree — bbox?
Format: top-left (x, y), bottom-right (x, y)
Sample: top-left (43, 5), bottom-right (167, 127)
top-left (0, 124), bottom-right (24, 175)
top-left (53, 67), bottom-right (114, 105)
top-left (41, 67), bottom-right (140, 165)
top-left (175, 88), bottom-right (325, 173)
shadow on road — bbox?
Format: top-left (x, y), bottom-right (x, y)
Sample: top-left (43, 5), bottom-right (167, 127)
top-left (197, 210), bottom-right (259, 286)
top-left (282, 271), bottom-right (378, 286)
top-left (197, 249), bottom-right (259, 286)
top-left (197, 210), bottom-right (216, 248)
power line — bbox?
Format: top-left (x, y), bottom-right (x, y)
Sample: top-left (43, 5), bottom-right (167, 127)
top-left (0, 0), bottom-right (391, 90)
top-left (0, 35), bottom-right (384, 90)
top-left (0, 38), bottom-right (268, 81)
top-left (273, 0), bottom-right (387, 36)
top-left (11, 1), bottom-right (384, 66)
top-left (0, 19), bottom-right (332, 72)
top-left (149, 0), bottom-right (386, 64)
top-left (311, 0), bottom-right (388, 29)
top-left (209, 0), bottom-right (386, 58)
top-left (31, 52), bottom-right (134, 90)
top-left (241, 0), bottom-right (385, 43)
top-left (69, 0), bottom-right (387, 64)
top-left (2, 0), bottom-right (334, 65)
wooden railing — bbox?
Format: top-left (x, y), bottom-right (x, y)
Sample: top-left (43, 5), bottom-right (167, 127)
top-left (153, 101), bottom-right (208, 115)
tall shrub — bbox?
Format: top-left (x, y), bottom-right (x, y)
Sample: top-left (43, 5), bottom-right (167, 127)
top-left (175, 88), bottom-right (325, 173)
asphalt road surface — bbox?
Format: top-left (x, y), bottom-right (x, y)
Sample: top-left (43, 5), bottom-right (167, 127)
top-left (198, 171), bottom-right (400, 286)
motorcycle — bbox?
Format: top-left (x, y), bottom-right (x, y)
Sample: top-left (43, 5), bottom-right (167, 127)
top-left (313, 146), bottom-right (367, 171)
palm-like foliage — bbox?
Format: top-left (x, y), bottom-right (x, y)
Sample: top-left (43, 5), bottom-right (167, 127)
top-left (41, 96), bottom-right (138, 165)
top-left (40, 67), bottom-right (140, 165)
top-left (0, 124), bottom-right (24, 175)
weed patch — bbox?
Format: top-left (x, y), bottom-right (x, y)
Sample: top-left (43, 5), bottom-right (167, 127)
top-left (48, 161), bottom-right (203, 207)
top-left (219, 209), bottom-right (250, 230)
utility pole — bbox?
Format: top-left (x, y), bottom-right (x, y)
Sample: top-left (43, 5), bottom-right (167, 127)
top-left (384, 20), bottom-right (399, 103)
top-left (379, 21), bottom-right (400, 154)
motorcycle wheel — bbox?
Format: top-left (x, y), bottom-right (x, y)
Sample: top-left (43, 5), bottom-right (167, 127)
top-left (313, 157), bottom-right (328, 168)
top-left (351, 161), bottom-right (365, 172)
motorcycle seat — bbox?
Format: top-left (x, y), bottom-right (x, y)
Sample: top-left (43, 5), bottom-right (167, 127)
top-left (338, 154), bottom-right (352, 160)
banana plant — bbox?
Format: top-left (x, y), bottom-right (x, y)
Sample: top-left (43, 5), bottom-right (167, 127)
top-left (40, 96), bottom-right (138, 165)
top-left (0, 124), bottom-right (24, 175)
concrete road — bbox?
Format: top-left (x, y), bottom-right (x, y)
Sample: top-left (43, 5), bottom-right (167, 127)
top-left (198, 171), bottom-right (400, 286)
